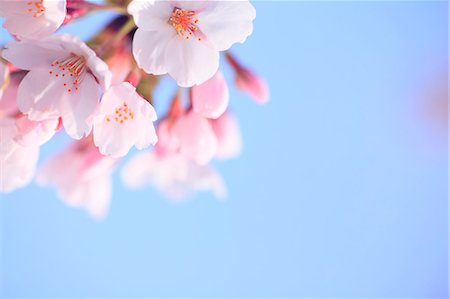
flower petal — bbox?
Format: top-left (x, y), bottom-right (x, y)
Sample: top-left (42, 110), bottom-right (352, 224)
top-left (2, 39), bottom-right (67, 70)
top-left (16, 68), bottom-right (66, 120)
top-left (164, 36), bottom-right (219, 87)
top-left (61, 73), bottom-right (100, 139)
top-left (132, 27), bottom-right (175, 76)
top-left (192, 71), bottom-right (229, 119)
top-left (14, 116), bottom-right (59, 146)
top-left (198, 0), bottom-right (256, 51)
top-left (174, 111), bottom-right (218, 164)
top-left (128, 0), bottom-right (173, 31)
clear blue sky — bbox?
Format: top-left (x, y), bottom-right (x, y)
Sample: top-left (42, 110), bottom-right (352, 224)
top-left (0, 1), bottom-right (448, 298)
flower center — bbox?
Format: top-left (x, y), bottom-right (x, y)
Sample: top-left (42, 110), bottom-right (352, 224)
top-left (49, 54), bottom-right (87, 93)
top-left (105, 102), bottom-right (134, 124)
top-left (26, 0), bottom-right (45, 18)
top-left (168, 7), bottom-right (201, 41)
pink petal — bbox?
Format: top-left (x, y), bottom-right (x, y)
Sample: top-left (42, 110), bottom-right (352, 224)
top-left (192, 71), bottom-right (229, 119)
top-left (211, 112), bottom-right (242, 160)
top-left (236, 68), bottom-right (270, 104)
top-left (174, 111), bottom-right (218, 165)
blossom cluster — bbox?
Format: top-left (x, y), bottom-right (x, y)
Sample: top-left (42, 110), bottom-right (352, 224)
top-left (0, 0), bottom-right (269, 219)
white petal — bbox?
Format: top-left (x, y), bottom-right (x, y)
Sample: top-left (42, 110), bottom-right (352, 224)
top-left (0, 118), bottom-right (39, 193)
top-left (14, 116), bottom-right (59, 146)
top-left (132, 27), bottom-right (175, 75)
top-left (61, 73), bottom-right (100, 139)
top-left (128, 0), bottom-right (173, 31)
top-left (16, 68), bottom-right (66, 120)
top-left (164, 36), bottom-right (219, 87)
top-left (2, 39), bottom-right (67, 70)
top-left (197, 0), bottom-right (256, 51)
top-left (0, 0), bottom-right (66, 40)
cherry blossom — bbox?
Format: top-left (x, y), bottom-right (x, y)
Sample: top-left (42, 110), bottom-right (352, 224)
top-left (2, 34), bottom-right (111, 139)
top-left (192, 70), bottom-right (229, 119)
top-left (155, 117), bottom-right (180, 157)
top-left (0, 0), bottom-right (66, 40)
top-left (128, 0), bottom-right (256, 87)
top-left (93, 82), bottom-right (158, 157)
top-left (0, 4), bottom-right (266, 212)
top-left (174, 110), bottom-right (218, 164)
top-left (37, 139), bottom-right (117, 219)
top-left (122, 151), bottom-right (226, 200)
top-left (211, 111), bottom-right (242, 160)
top-left (225, 52), bottom-right (269, 104)
top-left (0, 118), bottom-right (39, 193)
top-left (235, 67), bottom-right (269, 104)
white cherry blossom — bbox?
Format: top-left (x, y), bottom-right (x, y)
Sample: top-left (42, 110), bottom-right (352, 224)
top-left (93, 82), bottom-right (158, 157)
top-left (0, 0), bottom-right (66, 40)
top-left (128, 0), bottom-right (256, 87)
top-left (2, 34), bottom-right (111, 139)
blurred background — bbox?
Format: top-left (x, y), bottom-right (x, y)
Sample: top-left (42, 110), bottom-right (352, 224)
top-left (0, 1), bottom-right (448, 298)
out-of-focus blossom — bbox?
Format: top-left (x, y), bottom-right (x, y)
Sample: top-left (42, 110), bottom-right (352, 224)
top-left (192, 71), bottom-right (229, 119)
top-left (122, 151), bottom-right (226, 200)
top-left (211, 111), bottom-right (242, 160)
top-left (107, 46), bottom-right (134, 85)
top-left (0, 0), bottom-right (66, 40)
top-left (128, 0), bottom-right (256, 87)
top-left (93, 82), bottom-right (158, 157)
top-left (235, 68), bottom-right (269, 104)
top-left (0, 118), bottom-right (39, 193)
top-left (2, 34), bottom-right (111, 139)
top-left (37, 139), bottom-right (117, 219)
top-left (0, 61), bottom-right (9, 99)
top-left (155, 117), bottom-right (180, 157)
top-left (225, 52), bottom-right (269, 104)
top-left (174, 110), bottom-right (218, 165)
top-left (64, 0), bottom-right (89, 24)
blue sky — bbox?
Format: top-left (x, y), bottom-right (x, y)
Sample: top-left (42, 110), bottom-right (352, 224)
top-left (0, 1), bottom-right (448, 298)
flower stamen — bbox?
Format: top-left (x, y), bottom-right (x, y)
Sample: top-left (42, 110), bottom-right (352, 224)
top-left (49, 54), bottom-right (87, 93)
top-left (107, 102), bottom-right (135, 125)
top-left (168, 7), bottom-right (201, 41)
top-left (26, 0), bottom-right (45, 18)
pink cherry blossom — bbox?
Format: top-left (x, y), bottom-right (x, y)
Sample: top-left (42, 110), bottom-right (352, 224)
top-left (93, 82), bottom-right (158, 157)
top-left (106, 45), bottom-right (134, 85)
top-left (0, 0), bottom-right (66, 40)
top-left (122, 151), bottom-right (226, 200)
top-left (174, 110), bottom-right (218, 165)
top-left (37, 139), bottom-right (117, 219)
top-left (211, 111), bottom-right (242, 160)
top-left (192, 70), bottom-right (229, 119)
top-left (2, 34), bottom-right (111, 139)
top-left (128, 0), bottom-right (256, 87)
top-left (155, 118), bottom-right (180, 157)
top-left (0, 118), bottom-right (39, 193)
top-left (235, 67), bottom-right (269, 104)
top-left (225, 52), bottom-right (269, 104)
